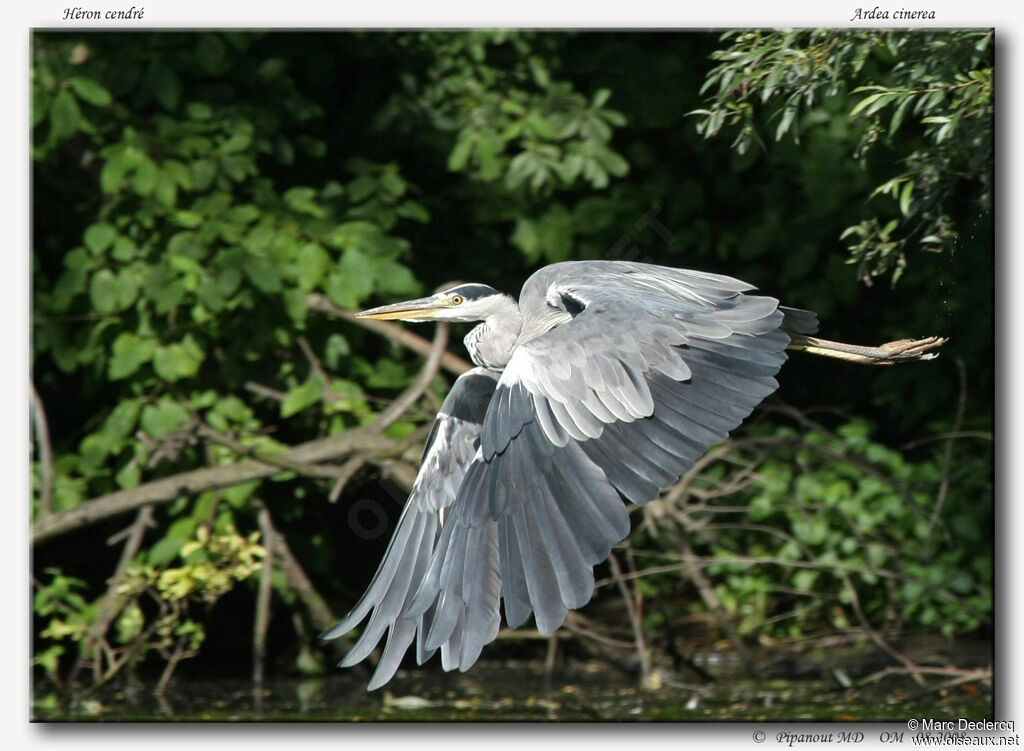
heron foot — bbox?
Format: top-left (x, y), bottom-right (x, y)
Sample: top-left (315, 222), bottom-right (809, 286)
top-left (876, 336), bottom-right (949, 362)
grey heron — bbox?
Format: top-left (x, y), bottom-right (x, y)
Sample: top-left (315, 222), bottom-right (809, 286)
top-left (321, 260), bottom-right (945, 690)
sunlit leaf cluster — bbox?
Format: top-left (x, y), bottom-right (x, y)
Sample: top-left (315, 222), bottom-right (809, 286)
top-left (692, 29), bottom-right (992, 285)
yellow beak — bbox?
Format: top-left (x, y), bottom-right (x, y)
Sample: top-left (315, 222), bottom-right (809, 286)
top-left (355, 295), bottom-right (448, 321)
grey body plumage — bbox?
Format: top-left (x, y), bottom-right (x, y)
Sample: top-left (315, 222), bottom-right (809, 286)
top-left (322, 259), bottom-right (942, 690)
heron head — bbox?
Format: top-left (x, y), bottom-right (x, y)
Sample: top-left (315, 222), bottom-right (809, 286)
top-left (355, 283), bottom-right (506, 323)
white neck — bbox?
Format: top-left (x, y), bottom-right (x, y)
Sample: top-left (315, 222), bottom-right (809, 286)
top-left (463, 295), bottom-right (522, 370)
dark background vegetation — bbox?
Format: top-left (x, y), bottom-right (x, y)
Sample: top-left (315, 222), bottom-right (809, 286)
top-left (30, 30), bottom-right (993, 709)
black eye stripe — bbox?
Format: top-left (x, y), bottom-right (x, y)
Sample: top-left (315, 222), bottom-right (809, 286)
top-left (444, 283), bottom-right (497, 301)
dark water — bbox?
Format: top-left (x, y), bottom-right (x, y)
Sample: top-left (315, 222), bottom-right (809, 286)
top-left (33, 659), bottom-right (991, 722)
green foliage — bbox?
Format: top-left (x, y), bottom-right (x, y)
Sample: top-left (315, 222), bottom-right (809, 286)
top-left (663, 418), bottom-right (992, 639)
top-left (693, 29), bottom-right (992, 285)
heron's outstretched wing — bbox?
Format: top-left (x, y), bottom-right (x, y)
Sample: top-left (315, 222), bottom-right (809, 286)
top-left (321, 367), bottom-right (498, 690)
top-left (407, 262), bottom-right (796, 665)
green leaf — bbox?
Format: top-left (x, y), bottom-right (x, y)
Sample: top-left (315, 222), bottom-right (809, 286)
top-left (89, 268), bottom-right (140, 313)
top-left (152, 336), bottom-right (205, 382)
top-left (448, 133), bottom-right (475, 172)
top-left (154, 170), bottom-right (178, 207)
top-left (336, 248), bottom-right (375, 299)
top-left (367, 256), bottom-right (421, 297)
top-left (103, 398), bottom-right (142, 443)
top-left (140, 398), bottom-right (192, 438)
top-left (88, 269), bottom-right (119, 313)
top-left (899, 179), bottom-right (914, 216)
top-left (476, 131), bottom-right (502, 181)
top-left (220, 128), bottom-right (253, 155)
top-left (109, 333), bottom-right (156, 379)
top-left (68, 77), bottom-right (111, 106)
top-left (131, 157), bottom-right (157, 196)
top-left (115, 462), bottom-right (141, 489)
top-left (282, 287), bottom-right (308, 322)
top-left (196, 34), bottom-right (230, 76)
top-left (296, 242), bottom-right (330, 290)
top-left (527, 111), bottom-right (557, 140)
top-left (324, 334), bottom-right (350, 369)
top-left (281, 379), bottom-right (323, 418)
top-left (775, 106), bottom-right (797, 141)
top-left (50, 90), bottom-right (80, 142)
top-left (111, 236), bottom-right (138, 262)
top-left (84, 223), bottom-right (117, 255)
top-left (850, 92), bottom-right (886, 118)
top-left (100, 146), bottom-right (141, 193)
top-left (284, 187), bottom-right (325, 218)
top-left (191, 159), bottom-right (217, 191)
top-left (529, 56), bottom-right (551, 88)
top-left (149, 63), bottom-right (182, 111)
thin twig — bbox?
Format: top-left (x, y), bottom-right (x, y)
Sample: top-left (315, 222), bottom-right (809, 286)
top-left (253, 501), bottom-right (274, 686)
top-left (328, 455), bottom-right (368, 503)
top-left (30, 383), bottom-right (55, 519)
top-left (269, 520), bottom-right (334, 633)
top-left (901, 431), bottom-right (992, 450)
top-left (298, 336), bottom-right (343, 407)
top-left (155, 635), bottom-right (195, 695)
top-left (69, 504), bottom-right (155, 686)
top-left (608, 549), bottom-right (651, 690)
top-left (244, 381), bottom-right (287, 403)
top-left (370, 323), bottom-right (449, 429)
top-left (905, 667), bottom-right (992, 701)
top-left (854, 664), bottom-right (990, 693)
top-left (676, 529), bottom-right (760, 678)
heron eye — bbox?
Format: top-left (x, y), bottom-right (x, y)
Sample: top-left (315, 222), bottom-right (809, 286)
top-left (451, 295), bottom-right (464, 305)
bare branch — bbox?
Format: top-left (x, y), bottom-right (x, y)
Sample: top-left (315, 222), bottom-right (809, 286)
top-left (372, 322), bottom-right (449, 427)
top-left (607, 549), bottom-right (651, 689)
top-left (298, 336), bottom-right (344, 407)
top-left (31, 429), bottom-right (395, 545)
top-left (253, 501), bottom-right (274, 686)
top-left (32, 327), bottom-right (450, 546)
top-left (328, 455), bottom-right (368, 503)
top-left (30, 383), bottom-right (54, 519)
top-left (196, 424), bottom-right (346, 480)
top-left (244, 381), bottom-right (287, 403)
top-left (69, 504), bottom-right (155, 686)
top-left (676, 528), bottom-right (760, 678)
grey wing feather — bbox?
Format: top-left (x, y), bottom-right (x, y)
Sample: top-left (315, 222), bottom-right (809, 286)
top-left (780, 305), bottom-right (819, 335)
top-left (321, 367), bottom-right (498, 690)
top-left (407, 261), bottom-right (792, 653)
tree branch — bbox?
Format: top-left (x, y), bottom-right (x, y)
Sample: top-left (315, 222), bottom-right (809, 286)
top-left (31, 383), bottom-right (54, 519)
top-left (31, 323), bottom-right (451, 546)
top-left (69, 504), bottom-right (155, 686)
top-left (253, 501), bottom-right (274, 686)
top-left (608, 549), bottom-right (651, 690)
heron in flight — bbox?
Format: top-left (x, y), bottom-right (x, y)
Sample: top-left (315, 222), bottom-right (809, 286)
top-left (322, 260), bottom-right (944, 689)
